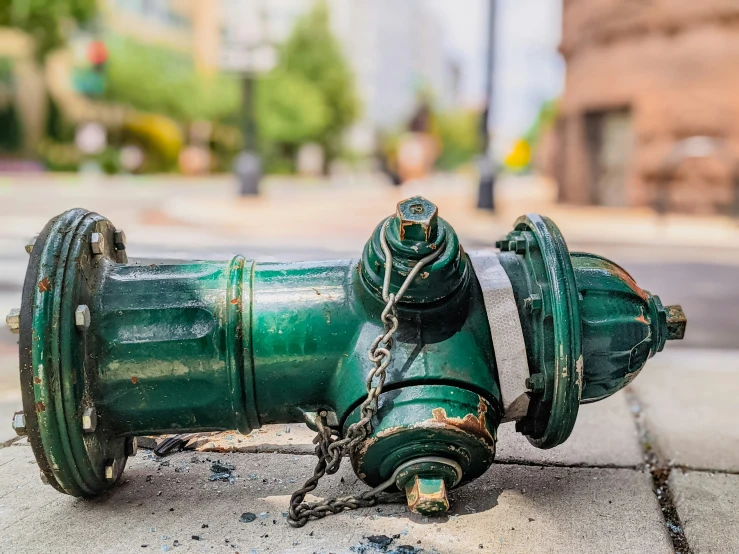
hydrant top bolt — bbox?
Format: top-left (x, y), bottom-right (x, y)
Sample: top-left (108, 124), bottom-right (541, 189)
top-left (11, 411), bottom-right (26, 436)
top-left (665, 305), bottom-right (687, 340)
top-left (396, 196), bottom-right (439, 243)
top-left (6, 308), bottom-right (20, 334)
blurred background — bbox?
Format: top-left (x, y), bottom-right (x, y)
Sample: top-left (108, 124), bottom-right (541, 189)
top-left (1, 0), bottom-right (738, 437)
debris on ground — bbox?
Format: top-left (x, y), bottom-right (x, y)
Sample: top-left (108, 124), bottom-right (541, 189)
top-left (209, 460), bottom-right (236, 483)
top-left (240, 512), bottom-right (257, 523)
top-left (348, 535), bottom-right (426, 554)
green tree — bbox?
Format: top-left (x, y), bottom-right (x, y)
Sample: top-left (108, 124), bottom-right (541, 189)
top-left (0, 0), bottom-right (97, 59)
top-left (278, 0), bottom-right (359, 163)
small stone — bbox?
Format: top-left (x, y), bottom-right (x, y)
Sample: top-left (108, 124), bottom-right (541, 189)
top-left (191, 535), bottom-right (200, 541)
top-left (366, 535), bottom-right (393, 549)
top-left (201, 524), bottom-right (209, 529)
top-left (240, 512), bottom-right (257, 523)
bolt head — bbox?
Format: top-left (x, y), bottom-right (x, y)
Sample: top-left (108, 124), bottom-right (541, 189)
top-left (125, 437), bottom-right (138, 457)
top-left (25, 235), bottom-right (37, 255)
top-left (404, 475), bottom-right (450, 515)
top-left (113, 229), bottom-right (126, 251)
top-left (6, 308), bottom-right (20, 334)
top-left (396, 197), bottom-right (439, 243)
top-left (526, 373), bottom-right (546, 394)
top-left (524, 294), bottom-right (543, 313)
top-left (11, 411), bottom-right (26, 436)
top-left (90, 232), bottom-right (105, 255)
top-left (82, 406), bottom-right (97, 433)
top-left (75, 305), bottom-right (91, 330)
top-left (104, 461), bottom-right (116, 481)
top-left (40, 471), bottom-right (49, 485)
top-left (665, 305), bottom-right (687, 340)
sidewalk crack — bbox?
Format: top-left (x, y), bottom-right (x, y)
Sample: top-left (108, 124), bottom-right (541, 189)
top-left (626, 387), bottom-right (692, 554)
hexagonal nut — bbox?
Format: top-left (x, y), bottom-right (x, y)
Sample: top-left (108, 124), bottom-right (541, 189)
top-left (6, 308), bottom-right (20, 334)
top-left (104, 461), bottom-right (116, 481)
top-left (25, 235), bottom-right (37, 255)
top-left (82, 406), bottom-right (97, 433)
top-left (404, 475), bottom-right (450, 515)
top-left (125, 436), bottom-right (138, 458)
top-left (40, 471), bottom-right (50, 485)
top-left (396, 196), bottom-right (439, 243)
top-left (90, 232), bottom-right (105, 256)
top-left (523, 294), bottom-right (543, 313)
top-left (113, 229), bottom-right (126, 251)
top-left (11, 411), bottom-right (26, 436)
top-left (665, 305), bottom-right (687, 340)
top-left (75, 304), bottom-right (91, 330)
top-left (104, 459), bottom-right (122, 482)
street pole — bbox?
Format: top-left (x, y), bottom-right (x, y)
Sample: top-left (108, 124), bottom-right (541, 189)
top-left (477, 0), bottom-right (497, 210)
top-left (235, 71), bottom-right (262, 195)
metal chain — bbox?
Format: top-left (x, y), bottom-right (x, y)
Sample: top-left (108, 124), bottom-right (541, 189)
top-left (287, 218), bottom-right (443, 527)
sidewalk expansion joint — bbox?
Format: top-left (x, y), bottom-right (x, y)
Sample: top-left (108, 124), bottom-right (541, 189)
top-left (626, 388), bottom-right (693, 554)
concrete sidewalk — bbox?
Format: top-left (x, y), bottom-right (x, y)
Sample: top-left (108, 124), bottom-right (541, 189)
top-left (1, 349), bottom-right (738, 553)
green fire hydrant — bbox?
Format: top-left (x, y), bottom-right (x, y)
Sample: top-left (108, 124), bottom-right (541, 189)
top-left (8, 197), bottom-right (685, 526)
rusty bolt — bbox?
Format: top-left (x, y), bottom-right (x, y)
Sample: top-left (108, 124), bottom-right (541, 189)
top-left (125, 437), bottom-right (138, 457)
top-left (523, 294), bottom-right (543, 313)
top-left (75, 304), bottom-right (91, 330)
top-left (665, 305), bottom-right (687, 340)
top-left (404, 474), bottom-right (450, 515)
top-left (113, 229), bottom-right (126, 251)
top-left (526, 373), bottom-right (546, 394)
top-left (40, 471), bottom-right (49, 485)
top-left (25, 235), bottom-right (37, 255)
top-left (90, 232), bottom-right (105, 255)
top-left (396, 197), bottom-right (439, 243)
top-left (11, 411), bottom-right (26, 436)
top-left (104, 460), bottom-right (117, 481)
top-left (82, 406), bottom-right (97, 433)
top-left (6, 308), bottom-right (20, 334)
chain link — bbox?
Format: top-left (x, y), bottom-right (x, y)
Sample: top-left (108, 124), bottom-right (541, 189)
top-left (287, 218), bottom-right (443, 527)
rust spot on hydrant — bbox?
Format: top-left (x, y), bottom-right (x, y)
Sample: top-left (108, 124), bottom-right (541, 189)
top-left (131, 376), bottom-right (138, 385)
top-left (230, 299), bottom-right (239, 305)
top-left (35, 401), bottom-right (46, 413)
top-left (38, 277), bottom-right (51, 293)
top-left (430, 397), bottom-right (493, 444)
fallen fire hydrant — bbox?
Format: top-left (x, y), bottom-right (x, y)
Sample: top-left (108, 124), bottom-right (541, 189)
top-left (7, 197), bottom-right (685, 526)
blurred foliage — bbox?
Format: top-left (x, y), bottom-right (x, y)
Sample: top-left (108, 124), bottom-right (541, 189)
top-left (0, 0), bottom-right (97, 59)
top-left (0, 58), bottom-right (22, 151)
top-left (104, 36), bottom-right (240, 121)
top-left (277, 0), bottom-right (359, 163)
top-left (257, 71), bottom-right (328, 147)
top-left (435, 110), bottom-right (482, 170)
top-left (122, 113), bottom-right (183, 172)
top-left (504, 99), bottom-right (558, 172)
top-left (37, 139), bottom-right (82, 170)
top-left (504, 139), bottom-right (531, 170)
top-left (524, 99), bottom-right (558, 146)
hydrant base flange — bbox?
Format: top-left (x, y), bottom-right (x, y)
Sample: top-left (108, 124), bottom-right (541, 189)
top-left (19, 209), bottom-right (128, 496)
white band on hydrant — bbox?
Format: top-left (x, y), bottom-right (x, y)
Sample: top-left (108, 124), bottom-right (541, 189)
top-left (469, 251), bottom-right (531, 422)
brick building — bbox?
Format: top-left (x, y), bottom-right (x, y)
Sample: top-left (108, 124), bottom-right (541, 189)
top-left (551, 0), bottom-right (739, 213)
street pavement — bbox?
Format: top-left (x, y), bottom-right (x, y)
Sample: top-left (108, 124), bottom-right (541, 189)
top-left (0, 173), bottom-right (738, 552)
